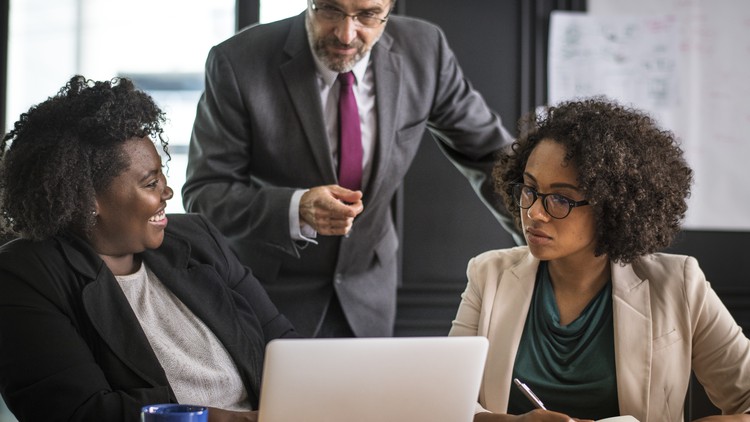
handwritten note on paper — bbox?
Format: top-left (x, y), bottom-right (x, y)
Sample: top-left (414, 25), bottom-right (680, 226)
top-left (548, 11), bottom-right (680, 131)
top-left (548, 2), bottom-right (750, 231)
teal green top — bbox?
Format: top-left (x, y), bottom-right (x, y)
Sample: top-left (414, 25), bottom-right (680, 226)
top-left (507, 261), bottom-right (619, 419)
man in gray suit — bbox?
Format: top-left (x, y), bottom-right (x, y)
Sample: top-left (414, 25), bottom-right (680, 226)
top-left (183, 0), bottom-right (522, 338)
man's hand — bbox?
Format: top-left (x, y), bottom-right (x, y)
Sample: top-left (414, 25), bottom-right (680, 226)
top-left (300, 185), bottom-right (364, 236)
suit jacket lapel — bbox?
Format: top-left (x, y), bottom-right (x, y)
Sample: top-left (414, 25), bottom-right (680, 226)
top-left (479, 254), bottom-right (653, 417)
top-left (483, 252), bottom-right (539, 412)
top-left (78, 258), bottom-right (170, 389)
top-left (611, 262), bottom-right (652, 421)
top-left (368, 31), bottom-right (400, 199)
top-left (63, 231), bottom-right (266, 405)
top-left (279, 13), bottom-right (337, 184)
top-left (142, 235), bottom-right (265, 406)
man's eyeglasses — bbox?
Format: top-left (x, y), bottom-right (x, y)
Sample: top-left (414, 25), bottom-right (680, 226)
top-left (310, 0), bottom-right (390, 28)
top-left (512, 183), bottom-right (590, 219)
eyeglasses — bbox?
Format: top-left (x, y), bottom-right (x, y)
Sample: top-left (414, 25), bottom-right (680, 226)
top-left (512, 183), bottom-right (590, 219)
top-left (310, 0), bottom-right (390, 28)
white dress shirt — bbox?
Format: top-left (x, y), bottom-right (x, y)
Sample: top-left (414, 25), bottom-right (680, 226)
top-left (289, 48), bottom-right (377, 241)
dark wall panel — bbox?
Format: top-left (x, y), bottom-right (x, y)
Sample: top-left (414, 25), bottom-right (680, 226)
top-left (393, 0), bottom-right (750, 343)
top-left (667, 230), bottom-right (750, 332)
top-left (1, 0), bottom-right (8, 133)
top-left (399, 0), bottom-right (520, 288)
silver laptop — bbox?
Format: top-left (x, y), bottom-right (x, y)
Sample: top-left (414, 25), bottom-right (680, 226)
top-left (257, 336), bottom-right (488, 422)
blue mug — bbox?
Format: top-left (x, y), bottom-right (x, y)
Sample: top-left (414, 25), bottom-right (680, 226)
top-left (141, 404), bottom-right (208, 422)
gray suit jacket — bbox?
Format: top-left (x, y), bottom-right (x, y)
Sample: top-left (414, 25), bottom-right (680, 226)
top-left (183, 12), bottom-right (518, 337)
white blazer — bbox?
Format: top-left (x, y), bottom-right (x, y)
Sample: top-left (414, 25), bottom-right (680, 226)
top-left (449, 246), bottom-right (750, 422)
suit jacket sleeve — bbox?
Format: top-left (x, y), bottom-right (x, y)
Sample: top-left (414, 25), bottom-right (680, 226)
top-left (686, 256), bottom-right (750, 414)
top-left (189, 214), bottom-right (299, 342)
top-left (424, 26), bottom-right (523, 244)
top-left (449, 254), bottom-right (493, 415)
top-left (183, 45), bottom-right (300, 257)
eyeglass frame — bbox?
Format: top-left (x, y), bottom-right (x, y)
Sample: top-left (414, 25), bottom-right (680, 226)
top-left (310, 0), bottom-right (391, 28)
top-left (511, 183), bottom-right (590, 219)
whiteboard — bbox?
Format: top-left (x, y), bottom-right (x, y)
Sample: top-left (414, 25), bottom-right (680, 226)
top-left (548, 0), bottom-right (750, 231)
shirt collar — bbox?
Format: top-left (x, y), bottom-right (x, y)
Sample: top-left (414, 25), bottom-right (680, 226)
top-left (310, 47), bottom-right (371, 87)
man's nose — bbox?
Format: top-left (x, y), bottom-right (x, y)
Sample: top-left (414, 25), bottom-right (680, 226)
top-left (334, 15), bottom-right (358, 45)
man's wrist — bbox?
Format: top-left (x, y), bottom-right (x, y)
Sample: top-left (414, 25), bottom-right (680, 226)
top-left (290, 189), bottom-right (318, 243)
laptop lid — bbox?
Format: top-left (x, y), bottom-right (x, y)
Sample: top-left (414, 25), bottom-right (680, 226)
top-left (257, 336), bottom-right (489, 422)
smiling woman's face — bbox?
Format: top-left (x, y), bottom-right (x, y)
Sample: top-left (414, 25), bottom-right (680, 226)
top-left (521, 139), bottom-right (598, 263)
top-left (91, 136), bottom-right (173, 262)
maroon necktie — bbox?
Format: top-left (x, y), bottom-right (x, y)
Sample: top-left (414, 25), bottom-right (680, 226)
top-left (337, 71), bottom-right (363, 191)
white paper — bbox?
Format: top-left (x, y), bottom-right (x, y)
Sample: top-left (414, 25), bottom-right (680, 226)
top-left (548, 2), bottom-right (750, 231)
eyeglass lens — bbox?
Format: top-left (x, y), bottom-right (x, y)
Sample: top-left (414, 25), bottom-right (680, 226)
top-left (314, 3), bottom-right (384, 27)
top-left (514, 185), bottom-right (572, 219)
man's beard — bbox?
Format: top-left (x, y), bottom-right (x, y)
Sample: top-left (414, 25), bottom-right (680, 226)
top-left (305, 16), bottom-right (379, 73)
top-left (313, 36), bottom-right (366, 73)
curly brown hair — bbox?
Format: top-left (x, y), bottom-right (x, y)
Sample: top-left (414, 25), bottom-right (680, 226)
top-left (493, 97), bottom-right (693, 264)
top-left (0, 75), bottom-right (168, 240)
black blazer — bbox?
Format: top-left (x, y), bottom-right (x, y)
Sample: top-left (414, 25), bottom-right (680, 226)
top-left (0, 214), bottom-right (296, 422)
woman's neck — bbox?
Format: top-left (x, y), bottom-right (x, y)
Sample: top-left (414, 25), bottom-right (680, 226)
top-left (547, 254), bottom-right (611, 326)
top-left (100, 253), bottom-right (141, 276)
top-left (548, 254), bottom-right (610, 293)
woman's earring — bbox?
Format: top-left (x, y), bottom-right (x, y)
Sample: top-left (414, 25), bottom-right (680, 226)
top-left (92, 211), bottom-right (97, 216)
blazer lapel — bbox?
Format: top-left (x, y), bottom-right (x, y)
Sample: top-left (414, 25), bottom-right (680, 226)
top-left (368, 31), bottom-right (401, 199)
top-left (611, 262), bottom-right (652, 421)
top-left (279, 13), bottom-right (337, 184)
top-left (57, 235), bottom-right (171, 389)
top-left (483, 252), bottom-right (539, 412)
top-left (81, 266), bottom-right (170, 388)
top-left (142, 237), bottom-right (266, 406)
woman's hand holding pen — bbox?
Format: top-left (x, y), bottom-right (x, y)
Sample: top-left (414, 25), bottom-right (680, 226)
top-left (474, 409), bottom-right (594, 422)
top-left (473, 379), bottom-right (594, 422)
top-left (300, 185), bottom-right (364, 236)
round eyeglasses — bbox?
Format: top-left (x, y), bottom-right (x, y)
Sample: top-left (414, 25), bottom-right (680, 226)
top-left (512, 183), bottom-right (590, 219)
top-left (310, 0), bottom-right (390, 28)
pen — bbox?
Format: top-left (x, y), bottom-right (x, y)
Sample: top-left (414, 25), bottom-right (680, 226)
top-left (513, 378), bottom-right (547, 410)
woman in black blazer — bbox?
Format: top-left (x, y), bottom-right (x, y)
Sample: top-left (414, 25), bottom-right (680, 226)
top-left (0, 76), bottom-right (297, 422)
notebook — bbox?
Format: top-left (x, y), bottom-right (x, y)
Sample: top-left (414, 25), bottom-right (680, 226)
top-left (257, 336), bottom-right (489, 422)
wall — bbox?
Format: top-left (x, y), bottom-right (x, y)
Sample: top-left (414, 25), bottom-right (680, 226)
top-left (395, 0), bottom-right (521, 335)
top-left (394, 1), bottom-right (749, 418)
top-left (394, 0), bottom-right (750, 340)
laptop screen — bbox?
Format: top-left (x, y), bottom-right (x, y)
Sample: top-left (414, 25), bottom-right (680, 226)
top-left (257, 336), bottom-right (488, 422)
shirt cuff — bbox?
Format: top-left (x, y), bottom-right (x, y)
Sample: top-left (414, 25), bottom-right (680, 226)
top-left (290, 189), bottom-right (318, 244)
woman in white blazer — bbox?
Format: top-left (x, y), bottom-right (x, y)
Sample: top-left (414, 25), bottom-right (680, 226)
top-left (450, 98), bottom-right (750, 422)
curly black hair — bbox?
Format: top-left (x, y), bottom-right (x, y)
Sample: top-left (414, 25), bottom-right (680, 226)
top-left (0, 75), bottom-right (168, 240)
top-left (494, 97), bottom-right (693, 264)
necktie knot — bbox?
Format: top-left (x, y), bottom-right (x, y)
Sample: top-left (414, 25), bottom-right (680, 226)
top-left (338, 71), bottom-right (355, 87)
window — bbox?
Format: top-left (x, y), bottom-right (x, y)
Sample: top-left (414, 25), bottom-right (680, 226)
top-left (260, 0), bottom-right (307, 23)
top-left (6, 0), bottom-right (235, 213)
top-left (0, 2), bottom-right (317, 420)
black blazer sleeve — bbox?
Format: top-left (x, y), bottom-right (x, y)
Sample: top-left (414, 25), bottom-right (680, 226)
top-left (180, 214), bottom-right (299, 343)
